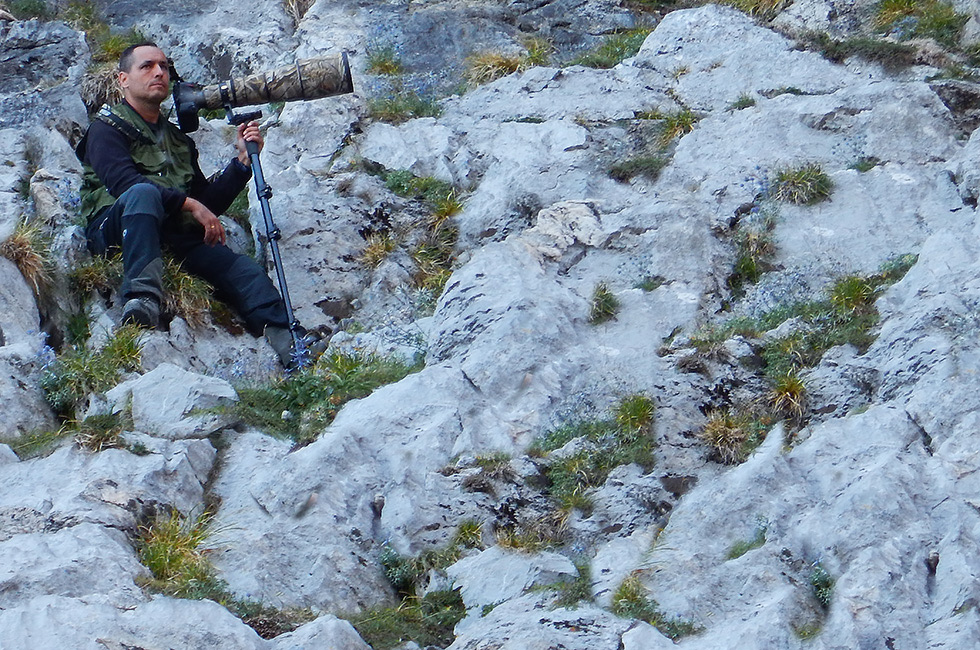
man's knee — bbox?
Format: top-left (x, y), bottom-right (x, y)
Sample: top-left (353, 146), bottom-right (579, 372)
top-left (118, 183), bottom-right (165, 218)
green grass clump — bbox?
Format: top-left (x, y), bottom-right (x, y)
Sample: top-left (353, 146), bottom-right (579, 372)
top-left (611, 574), bottom-right (702, 640)
top-left (572, 27), bottom-right (653, 69)
top-left (136, 508), bottom-right (316, 638)
top-left (1, 426), bottom-right (72, 460)
top-left (70, 253), bottom-right (123, 296)
top-left (7, 0), bottom-right (50, 19)
top-left (235, 350), bottom-right (422, 443)
top-left (797, 31), bottom-right (917, 70)
top-left (721, 0), bottom-right (789, 20)
top-left (636, 275), bottom-right (666, 292)
top-left (728, 94), bottom-right (757, 110)
top-left (615, 394), bottom-right (655, 434)
top-left (74, 412), bottom-right (125, 452)
top-left (39, 324), bottom-right (144, 417)
top-left (548, 559), bottom-right (594, 609)
top-left (350, 591), bottom-right (466, 650)
top-left (771, 163), bottom-right (833, 205)
top-left (367, 90), bottom-right (442, 124)
top-left (658, 109), bottom-right (700, 147)
top-left (608, 155), bottom-right (669, 183)
top-left (726, 524), bottom-right (768, 559)
top-left (366, 44), bottom-right (404, 76)
top-left (727, 220), bottom-right (776, 297)
top-left (699, 410), bottom-right (772, 464)
top-left (533, 395), bottom-right (658, 514)
top-left (465, 38), bottom-right (552, 86)
top-left (380, 522), bottom-right (485, 597)
top-left (874, 0), bottom-right (967, 47)
top-left (137, 509), bottom-right (217, 597)
top-left (589, 282), bottom-right (620, 324)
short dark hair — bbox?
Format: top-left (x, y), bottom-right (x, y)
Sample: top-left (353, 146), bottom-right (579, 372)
top-left (118, 42), bottom-right (162, 72)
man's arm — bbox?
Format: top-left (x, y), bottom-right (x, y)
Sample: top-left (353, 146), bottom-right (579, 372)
top-left (83, 120), bottom-right (188, 216)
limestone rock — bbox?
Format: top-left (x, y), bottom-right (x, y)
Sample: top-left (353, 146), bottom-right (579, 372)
top-left (0, 439), bottom-right (214, 539)
top-left (270, 615), bottom-right (371, 650)
top-left (0, 523), bottom-right (147, 609)
top-left (447, 545), bottom-right (578, 616)
top-left (105, 362), bottom-right (239, 439)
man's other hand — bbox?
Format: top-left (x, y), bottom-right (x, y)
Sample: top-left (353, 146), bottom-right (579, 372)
top-left (236, 121), bottom-right (264, 166)
top-left (184, 197), bottom-right (226, 246)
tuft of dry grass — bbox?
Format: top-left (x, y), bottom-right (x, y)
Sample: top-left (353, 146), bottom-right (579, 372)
top-left (163, 259), bottom-right (214, 329)
top-left (360, 232), bottom-right (397, 268)
top-left (81, 62), bottom-right (122, 114)
top-left (0, 219), bottom-right (53, 297)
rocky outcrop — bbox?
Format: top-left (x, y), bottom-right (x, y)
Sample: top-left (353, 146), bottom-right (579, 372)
top-left (4, 1), bottom-right (980, 648)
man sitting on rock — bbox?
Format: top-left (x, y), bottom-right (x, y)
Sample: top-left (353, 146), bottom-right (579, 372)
top-left (77, 42), bottom-right (303, 368)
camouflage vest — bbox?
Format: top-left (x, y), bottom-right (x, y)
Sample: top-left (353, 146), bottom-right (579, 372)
top-left (79, 102), bottom-right (197, 222)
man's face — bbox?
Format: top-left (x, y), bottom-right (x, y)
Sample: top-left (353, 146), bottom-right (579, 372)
top-left (119, 46), bottom-right (170, 105)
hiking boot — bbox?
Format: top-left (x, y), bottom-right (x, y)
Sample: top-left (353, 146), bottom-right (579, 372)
top-left (121, 296), bottom-right (160, 329)
top-left (265, 325), bottom-right (331, 371)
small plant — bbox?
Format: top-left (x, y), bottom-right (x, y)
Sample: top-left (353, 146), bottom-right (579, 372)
top-left (0, 426), bottom-right (72, 460)
top-left (283, 0), bottom-right (314, 25)
top-left (465, 37), bottom-right (551, 86)
top-left (360, 232), bottom-right (397, 268)
top-left (411, 226), bottom-right (457, 294)
top-left (797, 31), bottom-right (917, 70)
top-left (367, 90), bottom-right (442, 124)
top-left (794, 622), bottom-right (823, 639)
top-left (7, 0), bottom-right (51, 19)
top-left (366, 43), bottom-right (404, 76)
top-left (349, 590), bottom-right (465, 650)
top-left (615, 394), bottom-right (655, 435)
top-left (636, 275), bottom-right (665, 292)
top-left (136, 506), bottom-right (316, 637)
top-left (699, 410), bottom-right (770, 464)
top-left (874, 0), bottom-right (967, 47)
top-left (726, 523), bottom-right (768, 559)
top-left (829, 274), bottom-right (876, 313)
top-left (74, 412), bottom-right (124, 452)
top-left (608, 155), bottom-right (669, 183)
top-left (809, 562), bottom-right (835, 609)
top-left (727, 221), bottom-right (776, 297)
top-left (850, 156), bottom-right (881, 172)
top-left (549, 559), bottom-right (593, 609)
top-left (137, 509), bottom-right (218, 598)
top-left (611, 573), bottom-right (703, 640)
top-left (658, 109), bottom-right (700, 147)
top-left (722, 0), bottom-right (789, 20)
top-left (771, 163), bottom-right (833, 205)
top-left (429, 189), bottom-right (465, 229)
top-left (235, 350), bottom-right (422, 443)
top-left (589, 282), bottom-right (619, 324)
top-left (163, 259), bottom-right (215, 328)
top-left (572, 27), bottom-right (653, 69)
top-left (771, 371), bottom-right (807, 420)
top-left (728, 94), bottom-right (757, 110)
top-left (0, 219), bottom-right (53, 297)
top-left (39, 324), bottom-right (144, 417)
top-left (70, 253), bottom-right (123, 296)
top-left (535, 395), bottom-right (658, 514)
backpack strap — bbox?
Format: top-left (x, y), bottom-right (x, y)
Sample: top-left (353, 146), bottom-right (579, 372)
top-left (74, 104), bottom-right (156, 162)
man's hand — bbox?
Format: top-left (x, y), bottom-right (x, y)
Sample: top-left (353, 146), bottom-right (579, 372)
top-left (236, 121), bottom-right (264, 166)
top-left (183, 197), bottom-right (226, 246)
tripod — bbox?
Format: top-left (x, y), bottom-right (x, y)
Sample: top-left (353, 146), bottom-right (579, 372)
top-left (227, 107), bottom-right (311, 369)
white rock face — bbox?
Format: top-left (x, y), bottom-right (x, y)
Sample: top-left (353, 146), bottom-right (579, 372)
top-left (105, 362), bottom-right (239, 439)
top-left (7, 2), bottom-right (980, 649)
